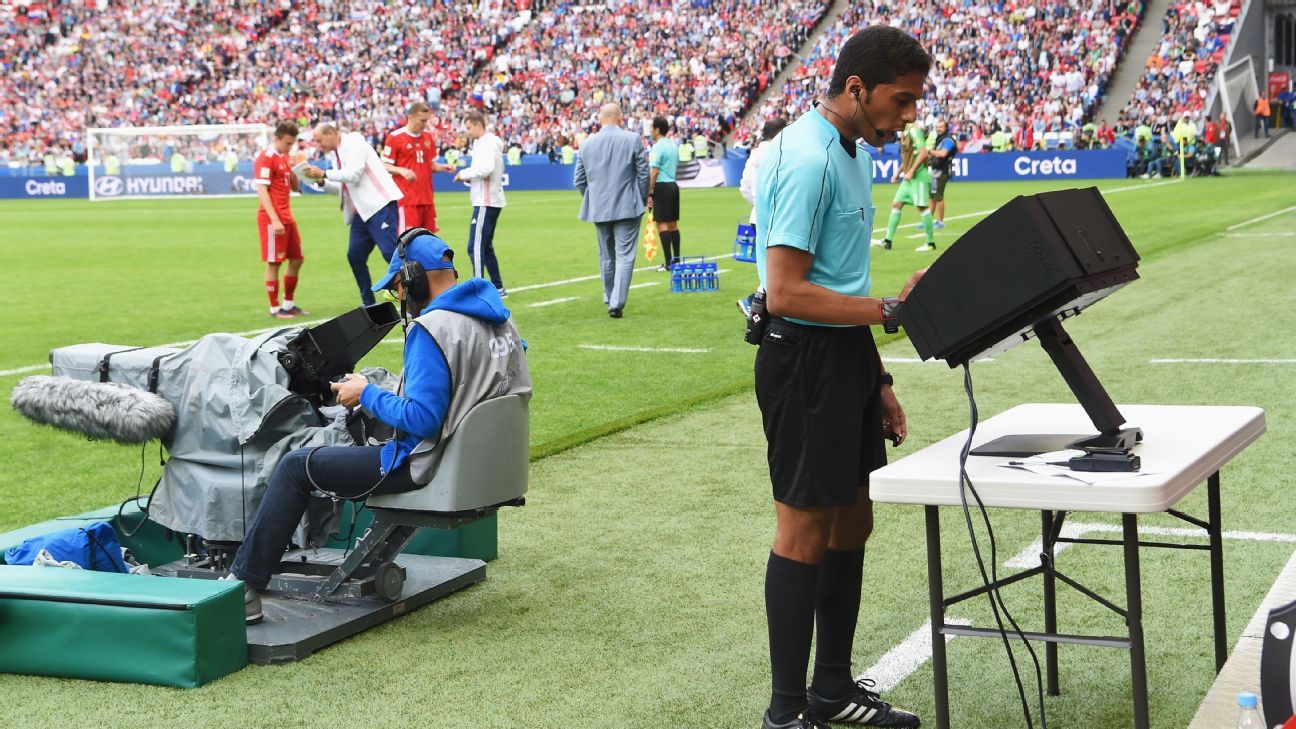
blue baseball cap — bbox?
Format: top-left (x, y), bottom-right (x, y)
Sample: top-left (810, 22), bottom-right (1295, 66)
top-left (372, 234), bottom-right (456, 292)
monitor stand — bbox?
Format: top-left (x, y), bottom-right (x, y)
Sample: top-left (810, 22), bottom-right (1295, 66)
top-left (968, 318), bottom-right (1142, 470)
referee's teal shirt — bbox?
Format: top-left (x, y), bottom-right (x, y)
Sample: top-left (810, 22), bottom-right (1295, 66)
top-left (649, 138), bottom-right (679, 182)
top-left (755, 109), bottom-right (876, 327)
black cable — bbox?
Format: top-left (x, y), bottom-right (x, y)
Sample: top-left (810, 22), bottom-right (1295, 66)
top-left (115, 441), bottom-right (151, 539)
top-left (958, 363), bottom-right (1047, 729)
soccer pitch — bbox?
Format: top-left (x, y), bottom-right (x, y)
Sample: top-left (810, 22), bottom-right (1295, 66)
top-left (1, 173), bottom-right (1294, 726)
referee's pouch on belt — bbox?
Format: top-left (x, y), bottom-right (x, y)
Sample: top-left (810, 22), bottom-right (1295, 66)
top-left (741, 288), bottom-right (769, 345)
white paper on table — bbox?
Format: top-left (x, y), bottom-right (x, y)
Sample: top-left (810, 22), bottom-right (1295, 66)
top-left (995, 449), bottom-right (1161, 485)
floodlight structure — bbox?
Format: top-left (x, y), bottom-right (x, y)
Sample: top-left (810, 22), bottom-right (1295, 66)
top-left (898, 187), bottom-right (1143, 464)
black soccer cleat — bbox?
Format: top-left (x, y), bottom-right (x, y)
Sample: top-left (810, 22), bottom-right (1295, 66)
top-left (808, 679), bottom-right (920, 727)
top-left (762, 710), bottom-right (831, 729)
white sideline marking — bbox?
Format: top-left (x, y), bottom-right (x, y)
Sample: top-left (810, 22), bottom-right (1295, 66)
top-left (1225, 205), bottom-right (1296, 231)
top-left (1004, 522), bottom-right (1296, 569)
top-left (578, 344), bottom-right (710, 354)
top-left (1150, 358), bottom-right (1296, 364)
top-left (1224, 232), bottom-right (1296, 238)
top-left (859, 618), bottom-right (972, 693)
top-left (0, 364), bottom-right (47, 378)
top-left (901, 179), bottom-right (1183, 238)
top-left (529, 296), bottom-right (581, 308)
top-left (628, 282), bottom-right (660, 289)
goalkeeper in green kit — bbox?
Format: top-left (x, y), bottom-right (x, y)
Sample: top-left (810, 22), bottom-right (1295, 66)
top-left (874, 121), bottom-right (937, 252)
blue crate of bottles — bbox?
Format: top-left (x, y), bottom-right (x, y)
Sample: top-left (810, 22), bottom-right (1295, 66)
top-left (670, 257), bottom-right (719, 293)
top-left (733, 222), bottom-right (757, 263)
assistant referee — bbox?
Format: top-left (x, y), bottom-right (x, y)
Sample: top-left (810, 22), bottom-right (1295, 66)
top-left (753, 26), bottom-right (931, 729)
top-left (647, 116), bottom-right (682, 268)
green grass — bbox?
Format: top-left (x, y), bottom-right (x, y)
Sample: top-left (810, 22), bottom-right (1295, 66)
top-left (0, 174), bottom-right (1293, 726)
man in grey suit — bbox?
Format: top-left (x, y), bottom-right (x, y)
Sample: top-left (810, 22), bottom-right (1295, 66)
top-left (574, 103), bottom-right (650, 318)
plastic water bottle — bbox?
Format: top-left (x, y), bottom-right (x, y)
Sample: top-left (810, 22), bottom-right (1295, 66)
top-left (1237, 692), bottom-right (1262, 728)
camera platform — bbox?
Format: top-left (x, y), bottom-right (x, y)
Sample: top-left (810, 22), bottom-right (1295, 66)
top-left (155, 550), bottom-right (485, 664)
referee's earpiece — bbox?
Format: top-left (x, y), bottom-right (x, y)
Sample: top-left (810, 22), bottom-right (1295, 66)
top-left (395, 226), bottom-right (430, 304)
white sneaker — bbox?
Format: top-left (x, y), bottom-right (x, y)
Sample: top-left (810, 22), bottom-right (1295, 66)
top-left (915, 243), bottom-right (937, 252)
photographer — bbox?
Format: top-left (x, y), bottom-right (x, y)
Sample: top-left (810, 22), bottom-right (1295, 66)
top-left (227, 233), bottom-right (531, 623)
top-left (750, 26), bottom-right (930, 729)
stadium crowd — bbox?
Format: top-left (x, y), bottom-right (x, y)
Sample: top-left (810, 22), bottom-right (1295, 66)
top-left (741, 0), bottom-right (1144, 150)
top-left (1, 0), bottom-right (825, 169)
top-left (1113, 0), bottom-right (1237, 130)
top-left (0, 0), bottom-right (532, 168)
top-left (1, 0), bottom-right (1249, 172)
top-left (431, 0), bottom-right (827, 158)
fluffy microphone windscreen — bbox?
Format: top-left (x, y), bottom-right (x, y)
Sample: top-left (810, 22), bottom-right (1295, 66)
top-left (11, 375), bottom-right (176, 444)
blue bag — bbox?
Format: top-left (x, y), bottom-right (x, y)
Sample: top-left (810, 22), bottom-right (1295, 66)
top-left (4, 520), bottom-right (129, 572)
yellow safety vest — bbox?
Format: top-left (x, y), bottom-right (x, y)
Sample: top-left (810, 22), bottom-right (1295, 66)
top-left (170, 154), bottom-right (184, 173)
top-left (678, 142), bottom-right (694, 162)
top-left (104, 155), bottom-right (121, 175)
top-left (561, 145), bottom-right (574, 164)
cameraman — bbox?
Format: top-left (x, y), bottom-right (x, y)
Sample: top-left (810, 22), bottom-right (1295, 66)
top-left (751, 26), bottom-right (929, 729)
top-left (227, 233), bottom-right (531, 623)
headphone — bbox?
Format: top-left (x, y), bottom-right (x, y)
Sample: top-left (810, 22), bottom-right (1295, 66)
top-left (394, 226), bottom-right (431, 304)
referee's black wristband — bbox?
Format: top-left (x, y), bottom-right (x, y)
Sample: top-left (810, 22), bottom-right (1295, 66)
top-left (880, 372), bottom-right (894, 388)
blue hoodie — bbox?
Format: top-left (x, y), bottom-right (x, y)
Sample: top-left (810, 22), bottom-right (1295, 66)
top-left (358, 278), bottom-right (513, 474)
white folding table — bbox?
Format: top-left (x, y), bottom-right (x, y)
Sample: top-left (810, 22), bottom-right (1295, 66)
top-left (870, 403), bottom-right (1266, 728)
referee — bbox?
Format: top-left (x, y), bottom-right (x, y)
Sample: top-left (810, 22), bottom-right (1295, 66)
top-left (648, 116), bottom-right (682, 269)
top-left (753, 26), bottom-right (930, 729)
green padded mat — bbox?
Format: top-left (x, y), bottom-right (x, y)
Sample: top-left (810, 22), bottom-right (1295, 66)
top-left (0, 566), bottom-right (247, 687)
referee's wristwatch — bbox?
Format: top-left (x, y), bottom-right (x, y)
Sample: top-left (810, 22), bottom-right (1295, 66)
top-left (880, 372), bottom-right (894, 388)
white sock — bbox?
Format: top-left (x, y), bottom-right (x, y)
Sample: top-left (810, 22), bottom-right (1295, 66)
top-left (269, 306), bottom-right (279, 314)
top-left (282, 299), bottom-right (294, 310)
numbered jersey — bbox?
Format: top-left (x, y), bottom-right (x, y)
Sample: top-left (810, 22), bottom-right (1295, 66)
top-left (382, 128), bottom-right (439, 207)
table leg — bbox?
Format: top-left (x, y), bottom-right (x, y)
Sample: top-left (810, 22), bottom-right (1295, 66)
top-left (1207, 471), bottom-right (1227, 673)
top-left (1124, 513), bottom-right (1150, 729)
top-left (1042, 510), bottom-right (1060, 696)
top-left (926, 505), bottom-right (950, 729)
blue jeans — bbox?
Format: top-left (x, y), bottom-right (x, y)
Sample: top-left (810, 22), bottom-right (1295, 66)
top-left (230, 445), bottom-right (420, 590)
top-left (467, 206), bottom-right (505, 289)
top-left (348, 201), bottom-right (400, 306)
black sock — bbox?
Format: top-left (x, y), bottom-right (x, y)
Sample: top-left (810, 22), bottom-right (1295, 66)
top-left (810, 547), bottom-right (866, 699)
top-left (767, 551), bottom-right (820, 722)
top-left (672, 230), bottom-right (682, 261)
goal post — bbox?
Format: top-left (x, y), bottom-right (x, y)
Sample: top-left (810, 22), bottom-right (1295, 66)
top-left (87, 123), bottom-right (272, 201)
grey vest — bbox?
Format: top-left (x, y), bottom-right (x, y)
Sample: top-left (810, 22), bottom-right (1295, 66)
top-left (406, 309), bottom-right (532, 484)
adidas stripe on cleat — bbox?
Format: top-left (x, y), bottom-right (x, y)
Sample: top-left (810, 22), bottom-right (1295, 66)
top-left (808, 679), bottom-right (920, 727)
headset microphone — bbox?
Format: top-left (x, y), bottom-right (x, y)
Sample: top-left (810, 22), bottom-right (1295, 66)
top-left (852, 89), bottom-right (883, 144)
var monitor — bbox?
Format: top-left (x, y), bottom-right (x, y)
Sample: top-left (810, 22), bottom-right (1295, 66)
top-left (898, 187), bottom-right (1142, 459)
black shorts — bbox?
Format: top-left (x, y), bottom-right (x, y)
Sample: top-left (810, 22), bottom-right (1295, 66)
top-left (754, 318), bottom-right (887, 508)
top-left (652, 181), bottom-right (680, 222)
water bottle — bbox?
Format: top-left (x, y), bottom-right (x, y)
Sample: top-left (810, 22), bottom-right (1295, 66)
top-left (1237, 691), bottom-right (1262, 728)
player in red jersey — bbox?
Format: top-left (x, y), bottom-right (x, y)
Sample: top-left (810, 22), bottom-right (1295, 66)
top-left (255, 121), bottom-right (308, 318)
top-left (382, 101), bottom-right (456, 233)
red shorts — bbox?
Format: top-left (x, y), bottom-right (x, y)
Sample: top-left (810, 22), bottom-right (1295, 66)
top-left (397, 204), bottom-right (438, 233)
top-left (258, 217), bottom-right (303, 263)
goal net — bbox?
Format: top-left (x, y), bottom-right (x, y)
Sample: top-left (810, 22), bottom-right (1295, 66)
top-left (87, 124), bottom-right (272, 201)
